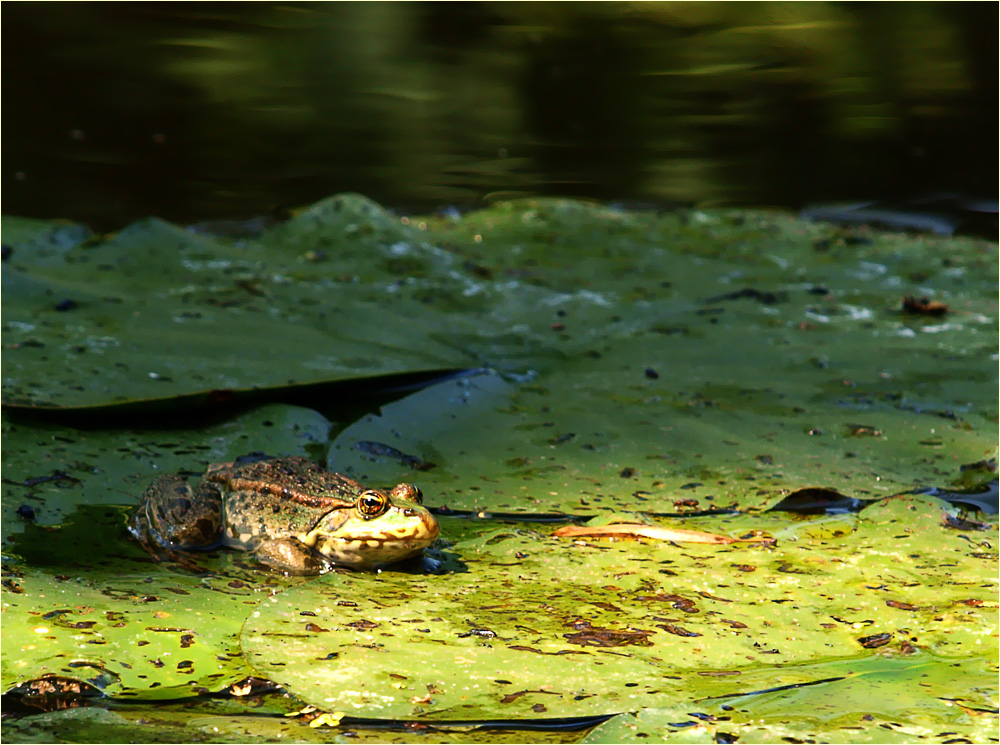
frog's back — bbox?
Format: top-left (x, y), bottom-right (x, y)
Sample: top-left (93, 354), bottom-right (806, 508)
top-left (213, 456), bottom-right (361, 550)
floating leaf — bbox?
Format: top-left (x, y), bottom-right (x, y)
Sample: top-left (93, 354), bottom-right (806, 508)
top-left (240, 493), bottom-right (996, 720)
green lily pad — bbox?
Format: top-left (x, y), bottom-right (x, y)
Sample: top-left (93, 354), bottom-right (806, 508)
top-left (240, 493), bottom-right (996, 720)
top-left (1, 539), bottom-right (264, 700)
top-left (1, 196), bottom-right (469, 409)
top-left (328, 369), bottom-right (995, 513)
top-left (1, 403), bottom-right (333, 539)
top-left (583, 654), bottom-right (999, 743)
top-left (1, 696), bottom-right (587, 744)
top-left (0, 403), bottom-right (337, 698)
top-left (1, 197), bottom-right (995, 741)
top-left (6, 198), bottom-right (996, 422)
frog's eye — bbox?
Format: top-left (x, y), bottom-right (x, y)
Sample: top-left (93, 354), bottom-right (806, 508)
top-left (357, 490), bottom-right (389, 518)
top-left (390, 483), bottom-right (422, 504)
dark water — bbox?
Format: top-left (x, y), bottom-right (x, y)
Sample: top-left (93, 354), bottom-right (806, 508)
top-left (3, 2), bottom-right (996, 230)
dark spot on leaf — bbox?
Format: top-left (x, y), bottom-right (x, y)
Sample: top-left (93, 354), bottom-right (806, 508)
top-left (959, 459), bottom-right (996, 473)
top-left (644, 367), bottom-right (659, 379)
top-left (902, 295), bottom-right (948, 316)
top-left (590, 602), bottom-right (623, 612)
top-left (54, 299), bottom-right (78, 312)
top-left (346, 620), bottom-right (378, 630)
top-left (353, 441), bottom-right (434, 470)
top-left (857, 632), bottom-right (892, 648)
top-left (507, 645), bottom-right (588, 656)
top-left (845, 423), bottom-right (881, 437)
top-left (657, 623), bottom-right (702, 637)
top-left (459, 628), bottom-right (497, 639)
top-left (563, 620), bottom-right (653, 647)
top-left (704, 288), bottom-right (785, 304)
top-left (635, 593), bottom-right (699, 613)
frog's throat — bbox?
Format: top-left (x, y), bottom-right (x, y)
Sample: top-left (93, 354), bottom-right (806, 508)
top-left (297, 518), bottom-right (439, 550)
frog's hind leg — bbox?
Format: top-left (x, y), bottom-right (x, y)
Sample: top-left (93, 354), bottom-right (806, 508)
top-left (134, 475), bottom-right (223, 550)
top-left (254, 539), bottom-right (328, 575)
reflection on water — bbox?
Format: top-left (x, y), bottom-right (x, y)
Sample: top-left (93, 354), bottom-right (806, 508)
top-left (2, 2), bottom-right (996, 228)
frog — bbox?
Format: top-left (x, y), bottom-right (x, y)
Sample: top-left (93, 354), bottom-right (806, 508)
top-left (128, 453), bottom-right (439, 574)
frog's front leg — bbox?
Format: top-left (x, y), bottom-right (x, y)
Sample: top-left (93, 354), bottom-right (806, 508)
top-left (254, 538), bottom-right (329, 574)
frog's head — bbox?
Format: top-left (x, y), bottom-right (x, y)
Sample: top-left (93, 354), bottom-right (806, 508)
top-left (304, 483), bottom-right (440, 568)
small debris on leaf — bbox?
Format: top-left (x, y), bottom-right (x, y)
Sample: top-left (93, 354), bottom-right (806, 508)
top-left (857, 632), bottom-right (893, 648)
top-left (902, 295), bottom-right (948, 316)
top-left (657, 623), bottom-right (702, 637)
top-left (553, 523), bottom-right (775, 546)
top-left (563, 621), bottom-right (654, 647)
top-left (353, 441), bottom-right (435, 470)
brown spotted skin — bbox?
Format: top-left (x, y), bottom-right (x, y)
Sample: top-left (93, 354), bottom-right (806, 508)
top-left (129, 455), bottom-right (439, 574)
top-left (129, 474), bottom-right (223, 550)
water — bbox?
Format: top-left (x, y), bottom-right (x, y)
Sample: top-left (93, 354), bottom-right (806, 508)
top-left (2, 2), bottom-right (996, 230)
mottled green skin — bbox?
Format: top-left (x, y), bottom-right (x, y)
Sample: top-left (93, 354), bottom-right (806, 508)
top-left (130, 455), bottom-right (438, 573)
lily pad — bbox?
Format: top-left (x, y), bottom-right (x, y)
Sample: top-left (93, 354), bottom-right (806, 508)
top-left (583, 654), bottom-right (999, 743)
top-left (1, 403), bottom-right (333, 539)
top-left (1, 197), bottom-right (995, 741)
top-left (2, 696), bottom-right (590, 744)
top-left (328, 369), bottom-right (995, 513)
top-left (1, 404), bottom-right (336, 698)
top-left (240, 493), bottom-right (996, 719)
top-left (1, 536), bottom-right (264, 700)
top-left (6, 198), bottom-right (996, 422)
top-left (1, 196), bottom-right (470, 409)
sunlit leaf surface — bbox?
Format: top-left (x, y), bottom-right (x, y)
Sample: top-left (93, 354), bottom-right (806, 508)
top-left (241, 494), bottom-right (995, 720)
top-left (2, 196), bottom-right (996, 742)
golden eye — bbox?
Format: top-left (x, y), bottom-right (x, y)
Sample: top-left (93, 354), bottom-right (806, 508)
top-left (390, 483), bottom-right (422, 504)
top-left (357, 490), bottom-right (389, 518)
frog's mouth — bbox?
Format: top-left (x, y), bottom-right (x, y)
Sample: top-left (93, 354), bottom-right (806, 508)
top-left (304, 519), bottom-right (440, 567)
